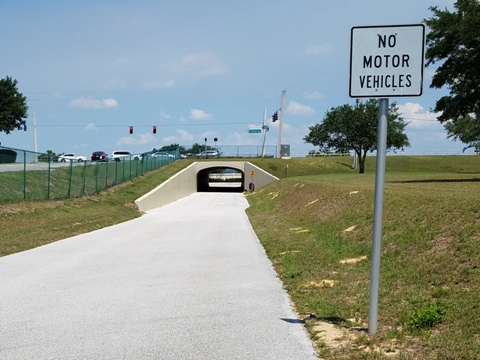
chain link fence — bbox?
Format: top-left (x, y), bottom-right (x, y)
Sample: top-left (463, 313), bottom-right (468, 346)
top-left (215, 145), bottom-right (277, 158)
top-left (0, 146), bottom-right (178, 204)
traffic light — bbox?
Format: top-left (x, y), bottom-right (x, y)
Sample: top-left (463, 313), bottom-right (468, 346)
top-left (272, 112), bottom-right (278, 122)
top-left (129, 126), bottom-right (133, 134)
top-left (24, 124), bottom-right (27, 131)
top-left (153, 126), bottom-right (157, 134)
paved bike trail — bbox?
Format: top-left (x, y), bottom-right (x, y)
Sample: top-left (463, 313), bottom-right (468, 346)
top-left (0, 192), bottom-right (317, 359)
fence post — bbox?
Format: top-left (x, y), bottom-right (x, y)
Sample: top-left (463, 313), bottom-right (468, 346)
top-left (23, 150), bottom-right (27, 200)
top-left (105, 160), bottom-right (109, 188)
top-left (67, 161), bottom-right (73, 198)
top-left (129, 158), bottom-right (132, 181)
top-left (94, 161), bottom-right (98, 193)
top-left (81, 161), bottom-right (87, 196)
top-left (47, 155), bottom-right (51, 199)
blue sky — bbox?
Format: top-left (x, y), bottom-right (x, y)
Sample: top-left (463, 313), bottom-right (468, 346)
top-left (1, 0), bottom-right (467, 157)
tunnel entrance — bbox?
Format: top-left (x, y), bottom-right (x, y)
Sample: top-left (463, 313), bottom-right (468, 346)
top-left (197, 167), bottom-right (245, 193)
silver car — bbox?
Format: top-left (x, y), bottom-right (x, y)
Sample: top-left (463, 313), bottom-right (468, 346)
top-left (110, 150), bottom-right (142, 162)
top-left (195, 150), bottom-right (219, 158)
top-left (57, 153), bottom-right (88, 162)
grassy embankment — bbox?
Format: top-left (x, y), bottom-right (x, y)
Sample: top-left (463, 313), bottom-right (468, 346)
top-left (1, 155), bottom-right (479, 359)
top-left (246, 156), bottom-right (480, 359)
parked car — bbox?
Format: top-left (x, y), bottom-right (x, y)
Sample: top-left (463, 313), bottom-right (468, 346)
top-left (58, 153), bottom-right (88, 162)
top-left (150, 152), bottom-right (175, 159)
top-left (110, 150), bottom-right (142, 162)
top-left (91, 151), bottom-right (108, 162)
top-left (195, 150), bottom-right (219, 158)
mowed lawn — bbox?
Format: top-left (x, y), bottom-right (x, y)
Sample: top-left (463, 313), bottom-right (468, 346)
top-left (1, 155), bottom-right (479, 359)
top-left (246, 156), bottom-right (480, 359)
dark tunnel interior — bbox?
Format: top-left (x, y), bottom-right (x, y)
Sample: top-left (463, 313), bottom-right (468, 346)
top-left (196, 167), bottom-right (245, 193)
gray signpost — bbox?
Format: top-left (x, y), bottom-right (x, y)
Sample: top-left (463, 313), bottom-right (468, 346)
top-left (349, 24), bottom-right (425, 335)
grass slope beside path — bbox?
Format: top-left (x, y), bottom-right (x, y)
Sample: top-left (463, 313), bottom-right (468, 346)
top-left (246, 156), bottom-right (480, 359)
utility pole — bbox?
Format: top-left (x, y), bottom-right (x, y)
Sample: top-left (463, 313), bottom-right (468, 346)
top-left (33, 112), bottom-right (38, 162)
top-left (261, 109), bottom-right (268, 157)
top-left (277, 89), bottom-right (286, 158)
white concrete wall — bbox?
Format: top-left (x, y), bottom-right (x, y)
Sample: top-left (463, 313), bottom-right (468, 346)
top-left (135, 161), bottom-right (278, 212)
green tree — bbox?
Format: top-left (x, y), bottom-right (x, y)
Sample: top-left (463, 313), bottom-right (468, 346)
top-left (304, 99), bottom-right (409, 173)
top-left (159, 143), bottom-right (186, 154)
top-left (0, 77), bottom-right (28, 134)
top-left (38, 150), bottom-right (59, 163)
top-left (185, 143), bottom-right (217, 155)
top-left (424, 0), bottom-right (480, 150)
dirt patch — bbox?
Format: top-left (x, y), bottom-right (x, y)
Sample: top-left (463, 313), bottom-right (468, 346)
top-left (343, 225), bottom-right (357, 232)
top-left (428, 235), bottom-right (454, 254)
top-left (304, 316), bottom-right (402, 358)
top-left (311, 321), bottom-right (354, 349)
top-left (0, 200), bottom-right (65, 215)
top-left (302, 280), bottom-right (337, 288)
top-left (339, 255), bottom-right (367, 264)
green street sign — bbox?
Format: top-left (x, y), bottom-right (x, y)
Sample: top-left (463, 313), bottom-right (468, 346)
top-left (248, 129), bottom-right (261, 133)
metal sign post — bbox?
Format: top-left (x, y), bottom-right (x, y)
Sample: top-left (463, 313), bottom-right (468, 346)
top-left (349, 24), bottom-right (425, 335)
top-left (368, 98), bottom-right (388, 334)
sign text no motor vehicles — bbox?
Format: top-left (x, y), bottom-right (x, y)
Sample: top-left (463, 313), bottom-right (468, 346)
top-left (349, 24), bottom-right (425, 98)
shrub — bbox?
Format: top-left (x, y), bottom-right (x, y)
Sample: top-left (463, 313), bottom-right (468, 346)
top-left (408, 302), bottom-right (446, 331)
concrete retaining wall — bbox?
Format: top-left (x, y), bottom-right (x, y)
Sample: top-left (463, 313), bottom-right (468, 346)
top-left (135, 161), bottom-right (278, 211)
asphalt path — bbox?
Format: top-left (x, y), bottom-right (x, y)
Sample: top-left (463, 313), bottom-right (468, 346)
top-left (0, 192), bottom-right (318, 359)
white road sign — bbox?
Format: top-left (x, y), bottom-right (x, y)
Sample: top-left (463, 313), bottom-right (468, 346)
top-left (349, 24), bottom-right (425, 98)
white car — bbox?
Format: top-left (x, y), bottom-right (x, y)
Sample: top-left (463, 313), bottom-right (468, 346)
top-left (110, 150), bottom-right (142, 162)
top-left (195, 150), bottom-right (219, 158)
top-left (150, 152), bottom-right (175, 159)
top-left (58, 153), bottom-right (88, 162)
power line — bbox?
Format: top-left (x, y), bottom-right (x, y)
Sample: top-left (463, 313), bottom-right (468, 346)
top-left (403, 117), bottom-right (438, 122)
top-left (28, 122), bottom-right (255, 127)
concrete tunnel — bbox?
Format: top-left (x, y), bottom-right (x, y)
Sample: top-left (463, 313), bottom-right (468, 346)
top-left (135, 161), bottom-right (279, 212)
top-left (196, 166), bottom-right (245, 193)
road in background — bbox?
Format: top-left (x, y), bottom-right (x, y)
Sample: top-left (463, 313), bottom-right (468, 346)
top-left (0, 193), bottom-right (317, 360)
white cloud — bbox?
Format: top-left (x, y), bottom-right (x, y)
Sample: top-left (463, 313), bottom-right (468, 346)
top-left (286, 101), bottom-right (316, 116)
top-left (303, 91), bottom-right (324, 100)
top-left (226, 131), bottom-right (254, 146)
top-left (162, 136), bottom-right (176, 143)
top-left (84, 123), bottom-right (98, 131)
top-left (170, 53), bottom-right (229, 77)
top-left (69, 96), bottom-right (118, 109)
top-left (189, 109), bottom-right (212, 120)
top-left (397, 102), bottom-right (441, 130)
top-left (159, 111), bottom-right (171, 120)
top-left (305, 44), bottom-right (331, 56)
top-left (117, 133), bottom-right (155, 146)
top-left (157, 129), bottom-right (193, 143)
top-left (177, 129), bottom-right (193, 141)
top-left (163, 79), bottom-right (176, 88)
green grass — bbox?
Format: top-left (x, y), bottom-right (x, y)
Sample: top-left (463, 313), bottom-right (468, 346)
top-left (246, 156), bottom-right (480, 359)
top-left (0, 158), bottom-right (175, 202)
top-left (2, 155), bottom-right (480, 359)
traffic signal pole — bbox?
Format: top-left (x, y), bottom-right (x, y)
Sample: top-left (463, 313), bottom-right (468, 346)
top-left (277, 89), bottom-right (286, 158)
top-left (261, 109), bottom-right (267, 157)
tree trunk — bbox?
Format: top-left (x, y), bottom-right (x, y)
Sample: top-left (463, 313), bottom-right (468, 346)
top-left (358, 152), bottom-right (367, 174)
top-left (359, 159), bottom-right (365, 173)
